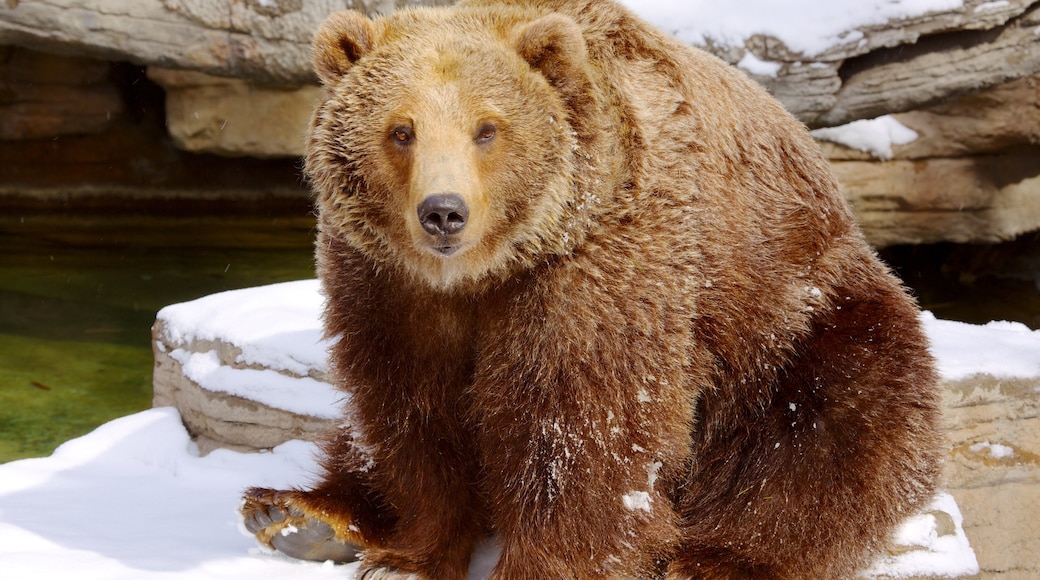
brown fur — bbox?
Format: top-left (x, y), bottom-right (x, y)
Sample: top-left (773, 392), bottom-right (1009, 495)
top-left (241, 1), bottom-right (943, 578)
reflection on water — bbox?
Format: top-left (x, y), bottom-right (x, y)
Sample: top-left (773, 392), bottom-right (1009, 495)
top-left (0, 212), bottom-right (316, 462)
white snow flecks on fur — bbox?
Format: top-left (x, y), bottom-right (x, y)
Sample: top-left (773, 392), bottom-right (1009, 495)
top-left (622, 490), bottom-right (653, 513)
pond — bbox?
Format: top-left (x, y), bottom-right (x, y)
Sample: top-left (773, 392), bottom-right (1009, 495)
top-left (0, 210), bottom-right (316, 462)
top-left (2, 210), bottom-right (1038, 464)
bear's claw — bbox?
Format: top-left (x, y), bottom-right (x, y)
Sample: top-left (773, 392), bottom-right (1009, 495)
top-left (357, 568), bottom-right (423, 580)
top-left (241, 487), bottom-right (362, 563)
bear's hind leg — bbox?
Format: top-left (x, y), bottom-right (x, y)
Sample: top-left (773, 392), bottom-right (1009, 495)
top-left (673, 283), bottom-right (943, 579)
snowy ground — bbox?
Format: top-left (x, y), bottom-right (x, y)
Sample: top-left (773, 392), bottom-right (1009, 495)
top-left (5, 278), bottom-right (1040, 578)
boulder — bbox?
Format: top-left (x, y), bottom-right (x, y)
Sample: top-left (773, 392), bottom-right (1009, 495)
top-left (944, 374), bottom-right (1040, 579)
top-left (146, 67), bottom-right (321, 158)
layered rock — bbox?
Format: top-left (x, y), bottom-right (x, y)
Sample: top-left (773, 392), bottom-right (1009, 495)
top-left (147, 67), bottom-right (321, 158)
top-left (1, 0), bottom-right (1038, 127)
top-left (0, 46), bottom-right (124, 140)
top-left (944, 374), bottom-right (1040, 578)
top-left (818, 73), bottom-right (1040, 247)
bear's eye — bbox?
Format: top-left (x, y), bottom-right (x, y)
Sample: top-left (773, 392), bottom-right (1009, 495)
top-left (475, 123), bottom-right (497, 144)
top-left (390, 126), bottom-right (414, 146)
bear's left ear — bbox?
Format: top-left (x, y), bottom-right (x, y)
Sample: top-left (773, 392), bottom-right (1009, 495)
top-left (515, 14), bottom-right (588, 97)
top-left (313, 11), bottom-right (377, 86)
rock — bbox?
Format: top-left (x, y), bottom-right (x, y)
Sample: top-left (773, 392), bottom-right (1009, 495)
top-left (831, 148), bottom-right (1040, 247)
top-left (817, 74), bottom-right (1040, 247)
top-left (2, 0), bottom-right (1038, 127)
top-left (151, 280), bottom-right (338, 454)
top-left (0, 46), bottom-right (123, 140)
top-left (819, 74), bottom-right (1040, 162)
top-left (943, 374), bottom-right (1040, 579)
top-left (0, 0), bottom-right (454, 86)
top-left (147, 67), bottom-right (322, 158)
top-left (152, 317), bottom-right (333, 454)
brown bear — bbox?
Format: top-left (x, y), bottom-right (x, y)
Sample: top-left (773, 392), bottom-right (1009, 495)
top-left (241, 0), bottom-right (943, 578)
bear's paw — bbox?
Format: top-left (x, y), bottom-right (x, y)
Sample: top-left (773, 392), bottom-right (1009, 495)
top-left (241, 487), bottom-right (362, 563)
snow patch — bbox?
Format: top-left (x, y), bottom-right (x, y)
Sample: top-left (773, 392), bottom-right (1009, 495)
top-left (737, 52), bottom-right (782, 77)
top-left (969, 441), bottom-right (1016, 460)
top-left (622, 491), bottom-right (653, 513)
top-left (861, 492), bottom-right (979, 578)
top-left (974, 0), bottom-right (1009, 12)
top-left (169, 348), bottom-right (343, 420)
top-left (810, 115), bottom-right (919, 160)
top-left (157, 279), bottom-right (331, 376)
top-left (921, 311), bottom-right (1040, 380)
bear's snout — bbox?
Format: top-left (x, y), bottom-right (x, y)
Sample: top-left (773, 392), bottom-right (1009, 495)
top-left (418, 194), bottom-right (470, 239)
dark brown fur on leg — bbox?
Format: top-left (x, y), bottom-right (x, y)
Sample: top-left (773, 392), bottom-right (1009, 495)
top-left (671, 266), bottom-right (943, 579)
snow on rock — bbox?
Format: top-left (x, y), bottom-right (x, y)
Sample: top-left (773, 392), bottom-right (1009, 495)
top-left (168, 348), bottom-right (343, 420)
top-left (620, 0), bottom-right (966, 57)
top-left (922, 311), bottom-right (1040, 381)
top-left (156, 279), bottom-right (330, 377)
top-left (862, 493), bottom-right (978, 579)
top-left (810, 115), bottom-right (920, 160)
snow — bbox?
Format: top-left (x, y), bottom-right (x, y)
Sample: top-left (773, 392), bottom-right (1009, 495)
top-left (168, 349), bottom-right (343, 420)
top-left (736, 52), bottom-right (782, 77)
top-left (621, 0), bottom-right (966, 57)
top-left (863, 493), bottom-right (978, 579)
top-left (921, 311), bottom-right (1040, 381)
top-left (810, 115), bottom-right (920, 160)
top-left (969, 441), bottom-right (1016, 460)
top-left (622, 490), bottom-right (653, 512)
top-left (974, 0), bottom-right (1009, 12)
top-left (7, 278), bottom-right (1034, 577)
top-left (156, 279), bottom-right (330, 377)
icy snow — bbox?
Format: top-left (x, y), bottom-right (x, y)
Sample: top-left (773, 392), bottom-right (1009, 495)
top-left (2, 277), bottom-right (1029, 577)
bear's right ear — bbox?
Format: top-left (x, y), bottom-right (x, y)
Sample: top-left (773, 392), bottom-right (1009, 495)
top-left (515, 14), bottom-right (588, 98)
top-left (313, 11), bottom-right (377, 86)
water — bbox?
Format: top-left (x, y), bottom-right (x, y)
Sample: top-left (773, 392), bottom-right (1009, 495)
top-left (0, 211), bottom-right (316, 462)
top-left (2, 210), bottom-right (1037, 463)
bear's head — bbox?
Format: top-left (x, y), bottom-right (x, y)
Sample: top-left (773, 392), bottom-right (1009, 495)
top-left (306, 7), bottom-right (607, 290)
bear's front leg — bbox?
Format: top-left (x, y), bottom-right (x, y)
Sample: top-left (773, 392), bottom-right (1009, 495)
top-left (474, 279), bottom-right (698, 579)
top-left (240, 420), bottom-right (484, 579)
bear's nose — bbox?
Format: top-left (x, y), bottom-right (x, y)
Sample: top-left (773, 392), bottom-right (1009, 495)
top-left (418, 194), bottom-right (469, 236)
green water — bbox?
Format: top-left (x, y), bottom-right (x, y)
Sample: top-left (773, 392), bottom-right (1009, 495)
top-left (0, 212), bottom-right (316, 463)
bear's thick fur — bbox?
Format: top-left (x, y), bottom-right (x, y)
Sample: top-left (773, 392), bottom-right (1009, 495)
top-left (241, 0), bottom-right (943, 578)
